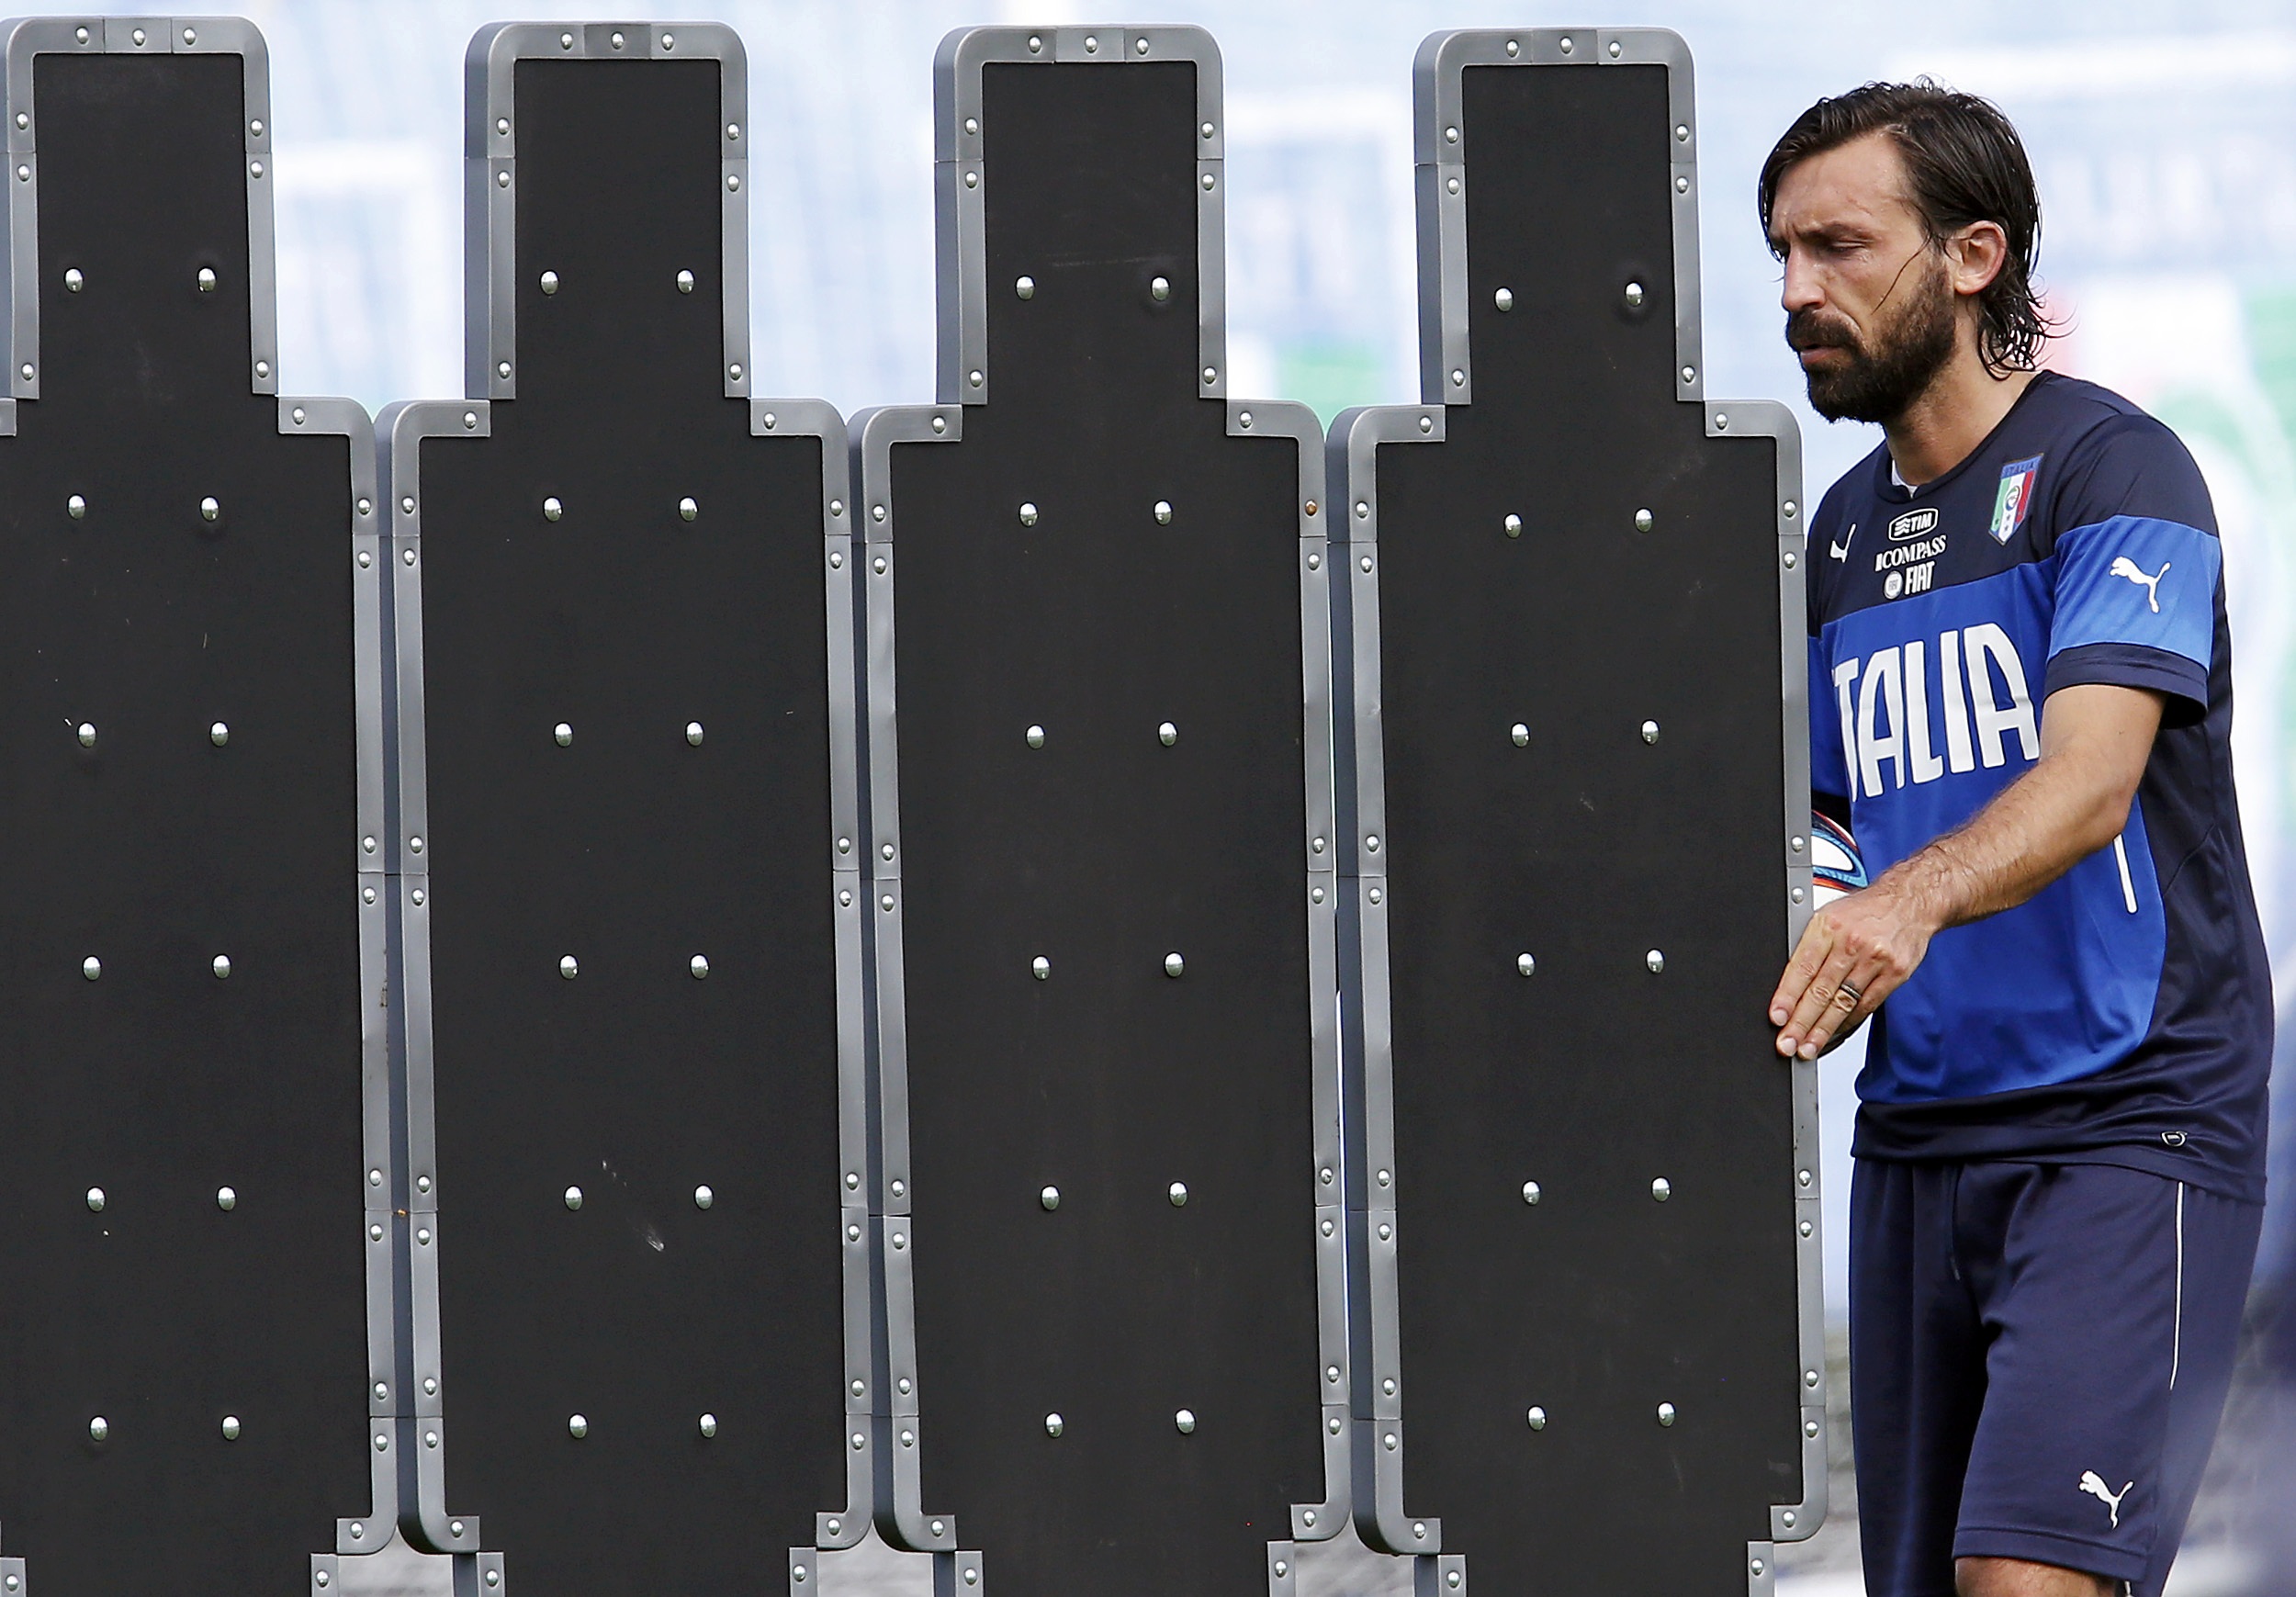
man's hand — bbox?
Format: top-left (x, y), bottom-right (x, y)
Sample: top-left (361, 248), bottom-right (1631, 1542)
top-left (1770, 878), bottom-right (1937, 1060)
top-left (1772, 682), bottom-right (2166, 1062)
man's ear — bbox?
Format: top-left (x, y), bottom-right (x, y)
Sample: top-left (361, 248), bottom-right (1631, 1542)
top-left (1947, 219), bottom-right (2010, 299)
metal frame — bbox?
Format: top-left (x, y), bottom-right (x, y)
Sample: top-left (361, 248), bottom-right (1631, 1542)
top-left (0, 17), bottom-right (390, 1590)
top-left (858, 26), bottom-right (1347, 1592)
top-left (1331, 29), bottom-right (1822, 1595)
top-left (463, 21), bottom-right (749, 402)
top-left (930, 24), bottom-right (1225, 407)
top-left (1, 16), bottom-right (280, 401)
top-left (381, 25), bottom-right (872, 1590)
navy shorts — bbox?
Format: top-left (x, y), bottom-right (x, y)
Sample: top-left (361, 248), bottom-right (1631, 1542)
top-left (1851, 1159), bottom-right (2260, 1596)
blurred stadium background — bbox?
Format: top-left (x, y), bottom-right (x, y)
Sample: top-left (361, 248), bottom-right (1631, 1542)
top-left (124, 0), bottom-right (2296, 1589)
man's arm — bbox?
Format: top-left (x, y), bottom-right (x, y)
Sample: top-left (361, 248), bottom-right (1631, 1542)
top-left (1770, 682), bottom-right (2166, 1061)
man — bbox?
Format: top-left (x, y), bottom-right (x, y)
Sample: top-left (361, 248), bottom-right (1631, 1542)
top-left (1761, 84), bottom-right (2269, 1597)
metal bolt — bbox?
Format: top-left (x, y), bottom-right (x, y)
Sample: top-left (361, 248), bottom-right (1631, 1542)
top-left (1158, 722), bottom-right (1177, 746)
top-left (1651, 1177), bottom-right (1671, 1201)
top-left (1641, 720), bottom-right (1660, 744)
top-left (1153, 500), bottom-right (1173, 524)
top-left (686, 722), bottom-right (704, 746)
top-left (1383, 1378), bottom-right (1396, 1396)
top-left (412, 891), bottom-right (426, 907)
top-left (369, 1223), bottom-right (384, 1241)
top-left (698, 1412), bottom-right (717, 1437)
top-left (1635, 508), bottom-right (1654, 533)
top-left (1041, 1186), bottom-right (1060, 1210)
top-left (1169, 1182), bottom-right (1187, 1207)
top-left (1015, 276), bottom-right (1035, 299)
top-left (564, 1186), bottom-right (583, 1210)
top-left (1026, 725), bottom-right (1045, 748)
top-left (555, 723), bottom-right (572, 746)
top-left (210, 722), bottom-right (229, 746)
top-left (1151, 276), bottom-right (1171, 302)
top-left (83, 956), bottom-right (100, 980)
top-left (1164, 952), bottom-right (1185, 978)
top-left (1806, 1368), bottom-right (1821, 1388)
top-left (1647, 949), bottom-right (1665, 973)
top-left (1329, 1416), bottom-right (1343, 1434)
top-left (1806, 1419), bottom-right (1821, 1437)
top-left (1503, 512), bottom-right (1523, 537)
top-left (78, 723), bottom-right (96, 747)
top-left (197, 267), bottom-right (218, 293)
top-left (560, 955), bottom-right (578, 979)
top-left (217, 1186), bottom-right (236, 1210)
top-left (221, 1415), bottom-right (241, 1440)
top-left (200, 497), bottom-right (220, 523)
top-left (90, 1416), bottom-right (108, 1442)
top-left (540, 271), bottom-right (559, 294)
top-left (1517, 953), bottom-right (1536, 977)
top-left (677, 269), bottom-right (694, 294)
top-left (1175, 1409), bottom-right (1196, 1434)
top-left (498, 361), bottom-right (512, 378)
top-left (1523, 1180), bottom-right (1541, 1204)
top-left (1799, 1219), bottom-right (1814, 1237)
top-left (1019, 501), bottom-right (1038, 526)
top-left (1031, 955), bottom-right (1050, 981)
top-left (68, 493), bottom-right (86, 518)
top-left (1044, 1413), bottom-right (1064, 1437)
top-left (690, 954), bottom-right (709, 979)
top-left (1658, 1402), bottom-right (1677, 1426)
top-left (1625, 281), bottom-right (1645, 309)
top-left (1384, 1433), bottom-right (1398, 1451)
top-left (86, 1187), bottom-right (105, 1211)
top-left (63, 267), bottom-right (80, 290)
top-left (691, 1184), bottom-right (714, 1209)
top-left (1512, 723), bottom-right (1529, 747)
top-left (568, 1414), bottom-right (588, 1438)
top-left (1528, 1405), bottom-right (1548, 1429)
top-left (212, 954), bottom-right (231, 978)
top-left (680, 497), bottom-right (699, 522)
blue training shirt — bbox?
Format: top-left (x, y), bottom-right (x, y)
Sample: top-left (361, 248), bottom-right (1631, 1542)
top-left (1807, 372), bottom-right (2271, 1201)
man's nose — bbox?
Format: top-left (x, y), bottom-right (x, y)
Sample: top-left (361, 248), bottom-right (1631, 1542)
top-left (1780, 250), bottom-right (1823, 315)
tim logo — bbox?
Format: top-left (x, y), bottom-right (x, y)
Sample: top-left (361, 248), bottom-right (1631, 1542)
top-left (1990, 455), bottom-right (2043, 544)
top-left (1888, 507), bottom-right (1939, 541)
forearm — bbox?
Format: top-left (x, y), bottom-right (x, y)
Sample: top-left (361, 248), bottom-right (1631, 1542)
top-left (1879, 739), bottom-right (2141, 930)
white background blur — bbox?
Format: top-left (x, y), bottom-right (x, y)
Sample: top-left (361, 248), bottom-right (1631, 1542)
top-left (143, 1), bottom-right (2296, 1589)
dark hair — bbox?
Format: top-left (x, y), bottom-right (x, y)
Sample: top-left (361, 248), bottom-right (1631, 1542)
top-left (1759, 81), bottom-right (2053, 375)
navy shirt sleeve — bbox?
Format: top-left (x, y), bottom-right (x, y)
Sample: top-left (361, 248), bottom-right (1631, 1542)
top-left (2040, 414), bottom-right (2220, 723)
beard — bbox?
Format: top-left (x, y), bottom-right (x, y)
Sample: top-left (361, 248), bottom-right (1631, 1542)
top-left (1788, 254), bottom-right (1957, 424)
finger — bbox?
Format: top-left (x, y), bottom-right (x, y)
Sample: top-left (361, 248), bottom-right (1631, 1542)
top-left (1783, 942), bottom-right (1864, 1058)
top-left (1770, 917), bottom-right (1836, 1031)
top-left (1797, 950), bottom-right (1901, 1059)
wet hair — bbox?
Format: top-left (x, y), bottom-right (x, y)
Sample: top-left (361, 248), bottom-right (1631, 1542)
top-left (1759, 81), bottom-right (2054, 375)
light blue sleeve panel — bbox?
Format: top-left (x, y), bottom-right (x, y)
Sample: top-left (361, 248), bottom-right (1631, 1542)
top-left (2044, 516), bottom-right (2217, 715)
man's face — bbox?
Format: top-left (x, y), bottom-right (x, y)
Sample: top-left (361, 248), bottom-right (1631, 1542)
top-left (1768, 132), bottom-right (1957, 424)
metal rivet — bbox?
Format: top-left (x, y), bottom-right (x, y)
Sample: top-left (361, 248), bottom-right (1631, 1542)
top-left (1641, 720), bottom-right (1660, 744)
top-left (1682, 366), bottom-right (1697, 385)
top-left (1378, 1223), bottom-right (1392, 1241)
top-left (1203, 366), bottom-right (1218, 384)
top-left (1609, 39), bottom-right (1623, 57)
top-left (880, 895), bottom-right (895, 912)
top-left (1784, 500), bottom-right (1799, 519)
top-left (1169, 1182), bottom-right (1188, 1206)
top-left (1365, 835), bottom-right (1380, 853)
top-left (1239, 410), bottom-right (1253, 429)
top-left (540, 271), bottom-right (559, 295)
top-left (1784, 551), bottom-right (1799, 569)
top-left (1025, 725), bottom-right (1045, 749)
top-left (560, 955), bottom-right (579, 979)
top-left (1512, 723), bottom-right (1529, 747)
top-left (1806, 1368), bottom-right (1821, 1388)
top-left (1524, 1180), bottom-right (1541, 1204)
top-left (221, 1415), bottom-right (241, 1440)
top-left (1677, 124), bottom-right (1692, 142)
top-left (1084, 34), bottom-right (1097, 52)
top-left (829, 551), bottom-right (842, 568)
top-left (1517, 952), bottom-right (1536, 976)
top-left (699, 1413), bottom-right (717, 1437)
top-left (1647, 949), bottom-right (1665, 973)
top-left (846, 1172), bottom-right (861, 1189)
top-left (1414, 1524), bottom-right (1426, 1540)
top-left (496, 170), bottom-right (509, 189)
top-left (1676, 175), bottom-right (1690, 193)
top-left (1446, 176), bottom-right (1459, 195)
top-left (1201, 173), bottom-right (1215, 191)
top-left (1799, 1168), bottom-right (1814, 1187)
top-left (872, 556), bottom-right (887, 574)
top-left (1136, 36), bottom-right (1150, 53)
top-left (90, 1415), bottom-right (108, 1441)
top-left (1383, 1433), bottom-right (1398, 1451)
top-left (83, 956), bottom-right (100, 981)
top-left (1164, 952), bottom-right (1185, 978)
top-left (964, 1573), bottom-right (978, 1588)
top-left (1451, 368), bottom-right (1466, 388)
top-left (400, 495), bottom-right (416, 514)
top-left (63, 267), bottom-right (81, 292)
top-left (497, 362), bottom-right (512, 379)
top-left (611, 30), bottom-right (625, 48)
top-left (554, 723), bottom-right (572, 747)
top-left (1503, 512), bottom-right (1522, 537)
top-left (1651, 1177), bottom-right (1672, 1201)
top-left (1044, 1413), bottom-right (1064, 1436)
top-left (1793, 886), bottom-right (1807, 903)
top-left (209, 722), bottom-right (231, 747)
top-left (1311, 885), bottom-right (1325, 903)
top-left (1658, 1402), bottom-right (1677, 1426)
top-left (1175, 1409), bottom-right (1196, 1434)
top-left (412, 890), bottom-right (426, 907)
top-left (898, 1378), bottom-right (911, 1395)
top-left (410, 837), bottom-right (423, 854)
top-left (212, 954), bottom-right (231, 978)
top-left (680, 497), bottom-right (699, 522)
top-left (1715, 410), bottom-right (1730, 430)
top-left (364, 886), bottom-right (377, 904)
top-left (369, 1223), bottom-right (384, 1241)
top-left (1307, 552), bottom-right (1321, 569)
top-left (568, 1414), bottom-right (588, 1438)
top-left (1329, 1416), bottom-right (1343, 1434)
top-left (77, 723), bottom-right (96, 747)
top-left (1041, 1186), bottom-right (1060, 1211)
top-left (1806, 1419), bottom-right (1821, 1437)
top-left (1012, 275), bottom-right (1036, 300)
top-left (1016, 501), bottom-right (1041, 528)
top-left (963, 171), bottom-right (978, 189)
top-left (731, 364), bottom-right (745, 381)
top-left (847, 1224), bottom-right (861, 1242)
top-left (496, 118), bottom-right (509, 136)
top-left (424, 1431), bottom-right (437, 1449)
top-left (1276, 1561), bottom-right (1289, 1577)
top-left (1153, 500), bottom-right (1173, 524)
top-left (564, 1186), bottom-right (583, 1210)
top-left (1368, 887), bottom-right (1384, 905)
top-left (686, 722), bottom-right (705, 747)
top-left (200, 496), bottom-right (221, 523)
top-left (1151, 276), bottom-right (1171, 302)
top-left (1799, 1219), bottom-right (1815, 1237)
top-left (690, 954), bottom-right (710, 979)
top-left (85, 1187), bottom-right (105, 1211)
top-left (662, 32), bottom-right (674, 49)
top-left (1158, 722), bottom-right (1177, 747)
top-left (1382, 1378), bottom-right (1397, 1396)
top-left (1418, 414), bottom-right (1433, 433)
top-left (369, 1169), bottom-right (384, 1187)
top-left (1321, 1217), bottom-right (1335, 1235)
top-left (963, 118), bottom-right (979, 135)
top-left (293, 407), bottom-right (307, 426)
top-left (197, 266), bottom-right (218, 293)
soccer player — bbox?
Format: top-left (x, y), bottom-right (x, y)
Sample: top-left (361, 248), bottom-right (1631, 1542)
top-left (1760, 85), bottom-right (2269, 1597)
